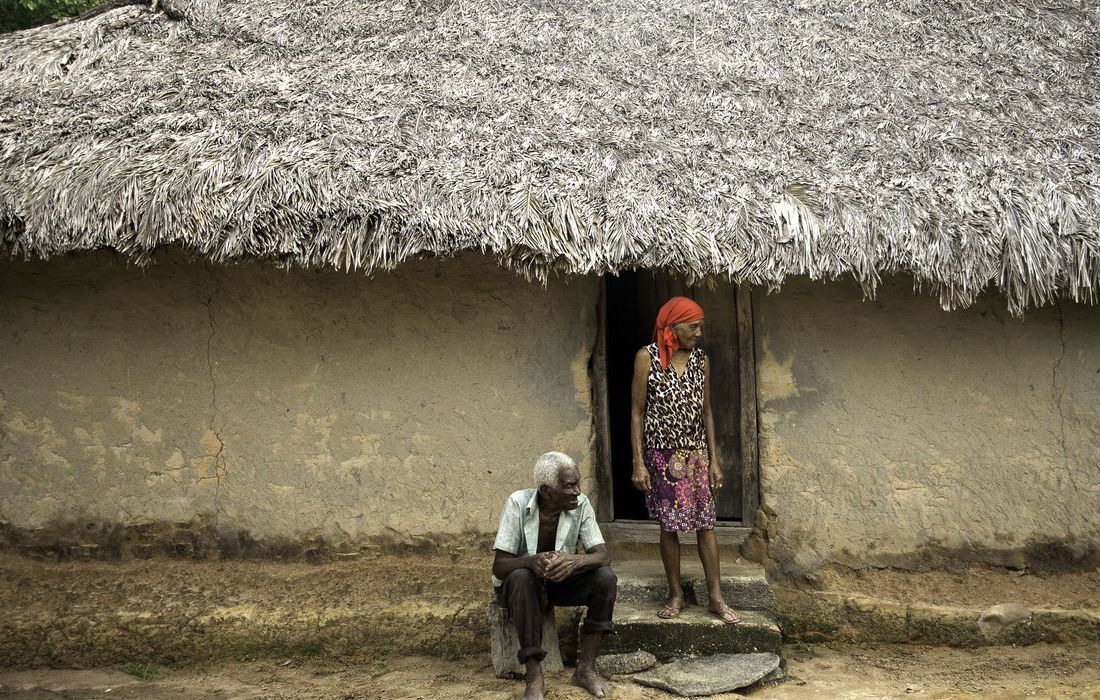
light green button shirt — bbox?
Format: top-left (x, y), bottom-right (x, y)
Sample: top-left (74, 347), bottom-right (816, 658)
top-left (491, 488), bottom-right (605, 587)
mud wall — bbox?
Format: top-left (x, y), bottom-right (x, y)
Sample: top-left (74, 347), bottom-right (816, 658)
top-left (0, 252), bottom-right (599, 556)
top-left (755, 277), bottom-right (1100, 576)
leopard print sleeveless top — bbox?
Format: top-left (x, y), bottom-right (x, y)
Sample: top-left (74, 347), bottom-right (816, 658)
top-left (643, 343), bottom-right (706, 449)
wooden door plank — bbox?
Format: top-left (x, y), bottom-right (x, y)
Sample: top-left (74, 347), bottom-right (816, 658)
top-left (694, 284), bottom-right (742, 519)
top-left (592, 278), bottom-right (614, 521)
top-left (603, 521), bottom-right (753, 546)
top-left (736, 285), bottom-right (760, 520)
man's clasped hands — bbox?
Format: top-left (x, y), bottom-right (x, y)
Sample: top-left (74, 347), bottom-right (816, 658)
top-left (530, 551), bottom-right (584, 582)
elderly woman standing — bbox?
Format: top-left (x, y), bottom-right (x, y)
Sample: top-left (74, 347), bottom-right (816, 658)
top-left (630, 296), bottom-right (740, 623)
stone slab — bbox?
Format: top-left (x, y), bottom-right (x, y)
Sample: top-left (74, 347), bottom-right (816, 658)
top-left (634, 652), bottom-right (781, 696)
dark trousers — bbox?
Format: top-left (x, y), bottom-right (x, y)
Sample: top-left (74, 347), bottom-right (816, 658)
top-left (497, 565), bottom-right (617, 664)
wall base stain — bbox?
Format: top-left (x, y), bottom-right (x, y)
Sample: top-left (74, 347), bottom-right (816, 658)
top-left (746, 507), bottom-right (1098, 581)
top-left (859, 538), bottom-right (1100, 577)
top-left (0, 518), bottom-right (496, 563)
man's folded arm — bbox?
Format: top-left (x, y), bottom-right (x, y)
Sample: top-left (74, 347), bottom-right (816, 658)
top-left (494, 549), bottom-right (556, 579)
top-left (579, 543), bottom-right (610, 569)
top-left (493, 549), bottom-right (529, 579)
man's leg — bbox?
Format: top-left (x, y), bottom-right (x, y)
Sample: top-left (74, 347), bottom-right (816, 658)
top-left (499, 568), bottom-right (547, 699)
top-left (547, 565), bottom-right (616, 698)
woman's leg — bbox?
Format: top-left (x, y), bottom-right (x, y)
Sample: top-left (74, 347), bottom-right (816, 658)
top-left (658, 527), bottom-right (684, 617)
top-left (697, 528), bottom-right (740, 624)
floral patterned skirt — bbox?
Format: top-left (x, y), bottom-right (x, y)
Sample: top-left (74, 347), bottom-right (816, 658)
top-left (643, 448), bottom-right (716, 532)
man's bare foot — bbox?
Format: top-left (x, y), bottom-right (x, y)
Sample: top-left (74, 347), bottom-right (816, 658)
top-left (523, 662), bottom-right (545, 699)
top-left (572, 666), bottom-right (610, 698)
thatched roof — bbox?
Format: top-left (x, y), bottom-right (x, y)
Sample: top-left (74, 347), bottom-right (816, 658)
top-left (1, 0), bottom-right (1098, 311)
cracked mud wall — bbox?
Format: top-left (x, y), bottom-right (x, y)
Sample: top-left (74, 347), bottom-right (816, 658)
top-left (0, 252), bottom-right (599, 551)
top-left (754, 277), bottom-right (1100, 577)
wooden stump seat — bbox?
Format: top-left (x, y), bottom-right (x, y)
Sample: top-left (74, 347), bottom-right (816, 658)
top-left (487, 601), bottom-right (565, 678)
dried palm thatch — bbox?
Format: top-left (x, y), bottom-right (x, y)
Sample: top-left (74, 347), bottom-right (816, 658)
top-left (1, 0), bottom-right (1098, 312)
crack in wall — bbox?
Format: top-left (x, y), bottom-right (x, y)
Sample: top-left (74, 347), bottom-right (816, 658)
top-left (202, 264), bottom-right (228, 515)
top-left (1050, 302), bottom-right (1076, 492)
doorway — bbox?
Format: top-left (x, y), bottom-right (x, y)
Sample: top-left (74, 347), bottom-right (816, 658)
top-left (595, 271), bottom-right (758, 525)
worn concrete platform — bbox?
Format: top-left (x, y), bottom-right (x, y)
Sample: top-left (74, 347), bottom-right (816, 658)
top-left (592, 559), bottom-right (782, 660)
top-left (600, 603), bottom-right (782, 659)
top-left (613, 559), bottom-right (777, 611)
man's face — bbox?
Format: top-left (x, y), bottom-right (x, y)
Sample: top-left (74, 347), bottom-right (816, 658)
top-left (543, 467), bottom-right (582, 511)
top-left (673, 319), bottom-right (704, 350)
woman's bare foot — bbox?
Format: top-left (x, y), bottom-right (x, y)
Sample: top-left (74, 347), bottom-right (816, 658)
top-left (572, 666), bottom-right (610, 697)
top-left (708, 600), bottom-right (742, 625)
top-left (657, 595), bottom-right (685, 619)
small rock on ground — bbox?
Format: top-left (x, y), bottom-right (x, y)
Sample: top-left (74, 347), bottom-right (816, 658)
top-left (978, 603), bottom-right (1032, 637)
top-left (757, 665), bottom-right (786, 685)
top-left (634, 653), bottom-right (780, 696)
top-left (595, 650), bottom-right (657, 676)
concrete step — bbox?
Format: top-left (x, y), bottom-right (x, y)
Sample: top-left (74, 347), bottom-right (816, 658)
top-left (598, 602), bottom-right (782, 660)
top-left (614, 559), bottom-right (776, 612)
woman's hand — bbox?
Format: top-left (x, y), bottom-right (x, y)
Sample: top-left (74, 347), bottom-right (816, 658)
top-left (709, 462), bottom-right (724, 493)
top-left (631, 463), bottom-right (652, 493)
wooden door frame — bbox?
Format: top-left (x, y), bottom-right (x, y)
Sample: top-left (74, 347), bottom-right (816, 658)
top-left (591, 277), bottom-right (760, 530)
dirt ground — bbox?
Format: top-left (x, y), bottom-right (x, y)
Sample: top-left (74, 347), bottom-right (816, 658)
top-left (1, 642), bottom-right (1099, 699)
top-left (0, 550), bottom-right (492, 667)
top-left (2, 551), bottom-right (1099, 698)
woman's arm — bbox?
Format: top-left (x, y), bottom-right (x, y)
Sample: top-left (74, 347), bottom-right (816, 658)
top-left (703, 354), bottom-right (724, 492)
top-left (630, 348), bottom-right (652, 493)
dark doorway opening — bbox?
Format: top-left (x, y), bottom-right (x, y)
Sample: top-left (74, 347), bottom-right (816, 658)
top-left (603, 271), bottom-right (752, 523)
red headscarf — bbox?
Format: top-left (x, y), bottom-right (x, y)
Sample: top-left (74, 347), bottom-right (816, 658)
top-left (652, 297), bottom-right (705, 370)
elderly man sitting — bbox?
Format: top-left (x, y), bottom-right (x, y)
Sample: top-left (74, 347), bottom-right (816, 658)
top-left (492, 451), bottom-right (617, 699)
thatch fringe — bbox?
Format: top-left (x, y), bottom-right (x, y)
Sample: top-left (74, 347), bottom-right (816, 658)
top-left (1, 0), bottom-right (1099, 313)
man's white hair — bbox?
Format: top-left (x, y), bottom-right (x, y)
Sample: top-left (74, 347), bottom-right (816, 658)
top-left (534, 451), bottom-right (576, 488)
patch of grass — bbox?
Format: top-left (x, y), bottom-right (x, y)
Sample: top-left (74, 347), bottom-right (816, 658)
top-left (118, 663), bottom-right (165, 681)
top-left (1, 0), bottom-right (100, 33)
